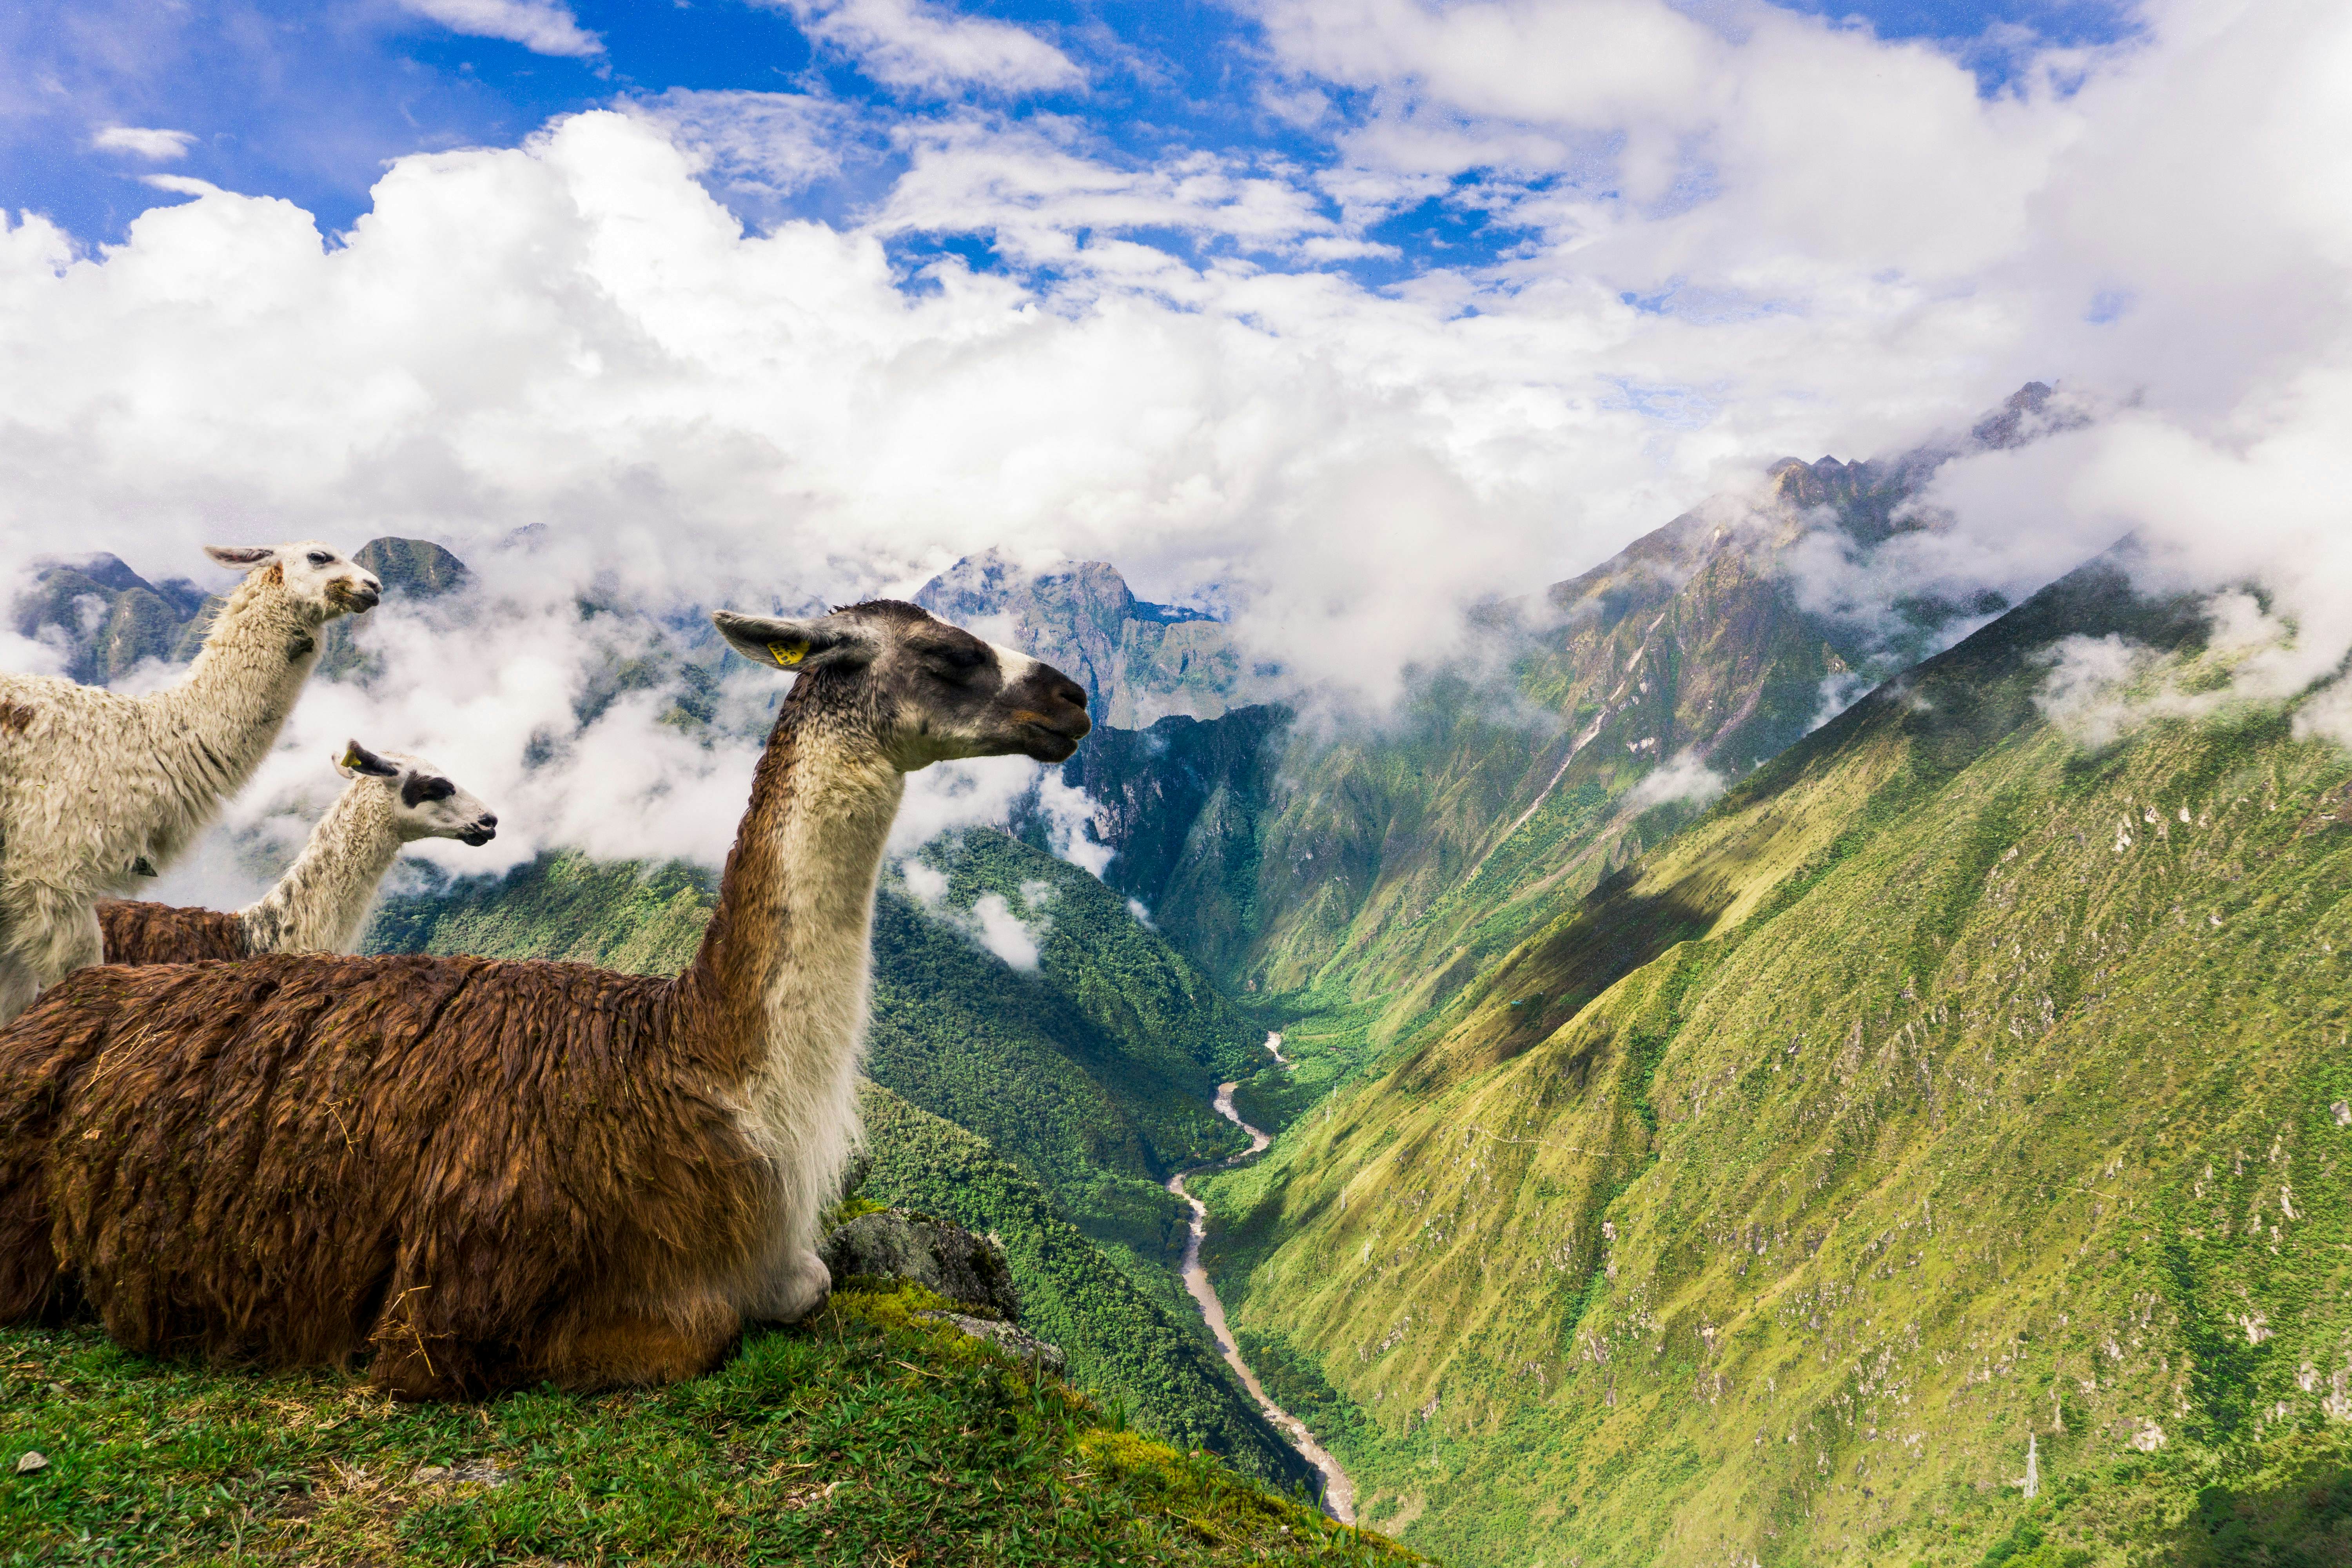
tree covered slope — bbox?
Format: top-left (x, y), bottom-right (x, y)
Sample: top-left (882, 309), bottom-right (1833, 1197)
top-left (1196, 559), bottom-right (2352, 1564)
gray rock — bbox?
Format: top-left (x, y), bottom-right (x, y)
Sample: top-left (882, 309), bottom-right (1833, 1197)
top-left (915, 1311), bottom-right (1067, 1374)
top-left (820, 1208), bottom-right (1021, 1322)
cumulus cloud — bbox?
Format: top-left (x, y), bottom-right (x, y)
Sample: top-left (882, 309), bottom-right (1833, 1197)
top-left (4, 0), bottom-right (2349, 885)
top-left (770, 0), bottom-right (1082, 96)
top-left (397, 0), bottom-right (601, 58)
top-left (91, 125), bottom-right (196, 160)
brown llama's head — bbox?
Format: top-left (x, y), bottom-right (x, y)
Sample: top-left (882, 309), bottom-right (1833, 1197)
top-left (336, 740), bottom-right (499, 845)
top-left (711, 600), bottom-right (1091, 769)
top-left (206, 542), bottom-right (382, 622)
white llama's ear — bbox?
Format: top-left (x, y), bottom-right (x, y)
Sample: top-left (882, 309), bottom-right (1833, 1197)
top-left (204, 545), bottom-right (276, 568)
top-left (336, 740), bottom-right (401, 780)
top-left (711, 611), bottom-right (873, 673)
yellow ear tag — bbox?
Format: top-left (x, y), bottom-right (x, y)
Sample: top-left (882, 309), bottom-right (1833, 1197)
top-left (769, 639), bottom-right (809, 668)
top-left (339, 746), bottom-right (365, 770)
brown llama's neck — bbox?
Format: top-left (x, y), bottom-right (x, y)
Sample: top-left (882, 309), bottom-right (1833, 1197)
top-left (681, 679), bottom-right (905, 1086)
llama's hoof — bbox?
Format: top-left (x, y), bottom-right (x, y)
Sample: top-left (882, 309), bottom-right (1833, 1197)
top-left (756, 1249), bottom-right (831, 1324)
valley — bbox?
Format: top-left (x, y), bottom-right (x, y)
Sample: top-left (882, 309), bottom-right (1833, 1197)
top-left (1170, 1060), bottom-right (1363, 1526)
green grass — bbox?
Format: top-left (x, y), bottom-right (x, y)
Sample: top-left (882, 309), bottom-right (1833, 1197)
top-left (1, 1286), bottom-right (1415, 1567)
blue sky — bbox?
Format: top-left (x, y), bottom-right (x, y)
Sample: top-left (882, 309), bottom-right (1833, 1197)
top-left (5, 0), bottom-right (2137, 254)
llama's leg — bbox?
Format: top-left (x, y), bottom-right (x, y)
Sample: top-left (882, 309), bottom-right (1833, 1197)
top-left (0, 954), bottom-right (39, 1028)
top-left (543, 1299), bottom-right (742, 1390)
top-left (31, 901), bottom-right (103, 989)
top-left (744, 1246), bottom-right (831, 1325)
top-left (0, 895), bottom-right (104, 1021)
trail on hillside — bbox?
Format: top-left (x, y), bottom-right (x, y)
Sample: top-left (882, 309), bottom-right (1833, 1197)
top-left (1167, 1039), bottom-right (1357, 1524)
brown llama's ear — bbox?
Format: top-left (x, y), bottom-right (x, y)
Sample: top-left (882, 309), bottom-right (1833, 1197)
top-left (711, 610), bottom-right (873, 673)
top-left (204, 545), bottom-right (276, 568)
top-left (337, 740), bottom-right (401, 779)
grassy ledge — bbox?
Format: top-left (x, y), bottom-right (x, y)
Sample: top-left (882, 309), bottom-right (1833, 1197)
top-left (1, 1285), bottom-right (1417, 1567)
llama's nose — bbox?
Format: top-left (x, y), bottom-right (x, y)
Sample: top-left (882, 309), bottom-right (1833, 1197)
top-left (1056, 679), bottom-right (1088, 710)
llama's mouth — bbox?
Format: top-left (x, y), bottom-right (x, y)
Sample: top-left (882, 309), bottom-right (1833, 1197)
top-left (328, 582), bottom-right (381, 614)
top-left (459, 824), bottom-right (497, 846)
top-left (1020, 717), bottom-right (1089, 762)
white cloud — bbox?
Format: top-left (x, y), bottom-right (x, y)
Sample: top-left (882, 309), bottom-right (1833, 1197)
top-left (3, 0), bottom-right (2350, 882)
top-left (397, 0), bottom-right (601, 58)
top-left (771, 0), bottom-right (1082, 95)
top-left (92, 125), bottom-right (196, 160)
top-left (968, 891), bottom-right (1042, 968)
top-left (1626, 749), bottom-right (1726, 811)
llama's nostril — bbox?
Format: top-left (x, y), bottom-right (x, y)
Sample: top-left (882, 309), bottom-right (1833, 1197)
top-left (481, 813), bottom-right (498, 828)
top-left (1062, 681), bottom-right (1089, 709)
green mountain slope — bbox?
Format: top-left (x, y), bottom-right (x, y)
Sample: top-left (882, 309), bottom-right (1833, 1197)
top-left (1196, 558), bottom-right (2352, 1564)
top-left (362, 833), bottom-right (1301, 1488)
top-left (1068, 412), bottom-right (2046, 1036)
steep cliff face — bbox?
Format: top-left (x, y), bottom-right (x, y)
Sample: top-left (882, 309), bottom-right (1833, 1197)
top-left (1197, 561), bottom-right (2352, 1565)
top-left (915, 547), bottom-right (1246, 728)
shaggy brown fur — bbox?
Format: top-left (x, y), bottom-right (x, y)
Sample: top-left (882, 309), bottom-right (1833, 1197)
top-left (0, 601), bottom-right (1088, 1397)
top-left (94, 900), bottom-right (248, 963)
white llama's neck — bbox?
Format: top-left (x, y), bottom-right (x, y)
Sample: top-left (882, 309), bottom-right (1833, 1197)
top-left (153, 576), bottom-right (325, 819)
top-left (238, 781), bottom-right (403, 955)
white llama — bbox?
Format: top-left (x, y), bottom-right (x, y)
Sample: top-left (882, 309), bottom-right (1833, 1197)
top-left (0, 541), bottom-right (380, 1019)
top-left (98, 741), bottom-right (497, 964)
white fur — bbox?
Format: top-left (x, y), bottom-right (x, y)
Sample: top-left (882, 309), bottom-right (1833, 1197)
top-left (734, 733), bottom-right (906, 1323)
top-left (0, 542), bottom-right (378, 1019)
top-left (238, 750), bottom-right (495, 955)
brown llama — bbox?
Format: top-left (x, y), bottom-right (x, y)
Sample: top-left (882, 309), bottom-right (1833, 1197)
top-left (0, 601), bottom-right (1089, 1397)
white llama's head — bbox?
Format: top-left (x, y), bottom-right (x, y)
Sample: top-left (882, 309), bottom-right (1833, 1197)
top-left (206, 542), bottom-right (381, 623)
top-left (337, 742), bottom-right (498, 846)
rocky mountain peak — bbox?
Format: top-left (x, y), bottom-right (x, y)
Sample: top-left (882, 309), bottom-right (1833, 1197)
top-left (915, 550), bottom-right (1243, 729)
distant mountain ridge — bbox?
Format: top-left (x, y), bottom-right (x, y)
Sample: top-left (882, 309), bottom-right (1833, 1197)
top-left (914, 547), bottom-right (1251, 729)
top-left (13, 536), bottom-right (469, 684)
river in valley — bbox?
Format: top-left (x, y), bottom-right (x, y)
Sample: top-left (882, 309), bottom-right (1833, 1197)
top-left (1165, 1036), bottom-right (1358, 1524)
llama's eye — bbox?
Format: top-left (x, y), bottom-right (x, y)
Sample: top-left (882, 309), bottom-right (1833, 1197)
top-left (306, 550), bottom-right (332, 567)
top-left (416, 779), bottom-right (455, 803)
top-left (931, 645), bottom-right (986, 672)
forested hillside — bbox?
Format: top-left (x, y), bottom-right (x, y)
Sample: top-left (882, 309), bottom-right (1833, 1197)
top-left (1195, 557), bottom-right (2352, 1563)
